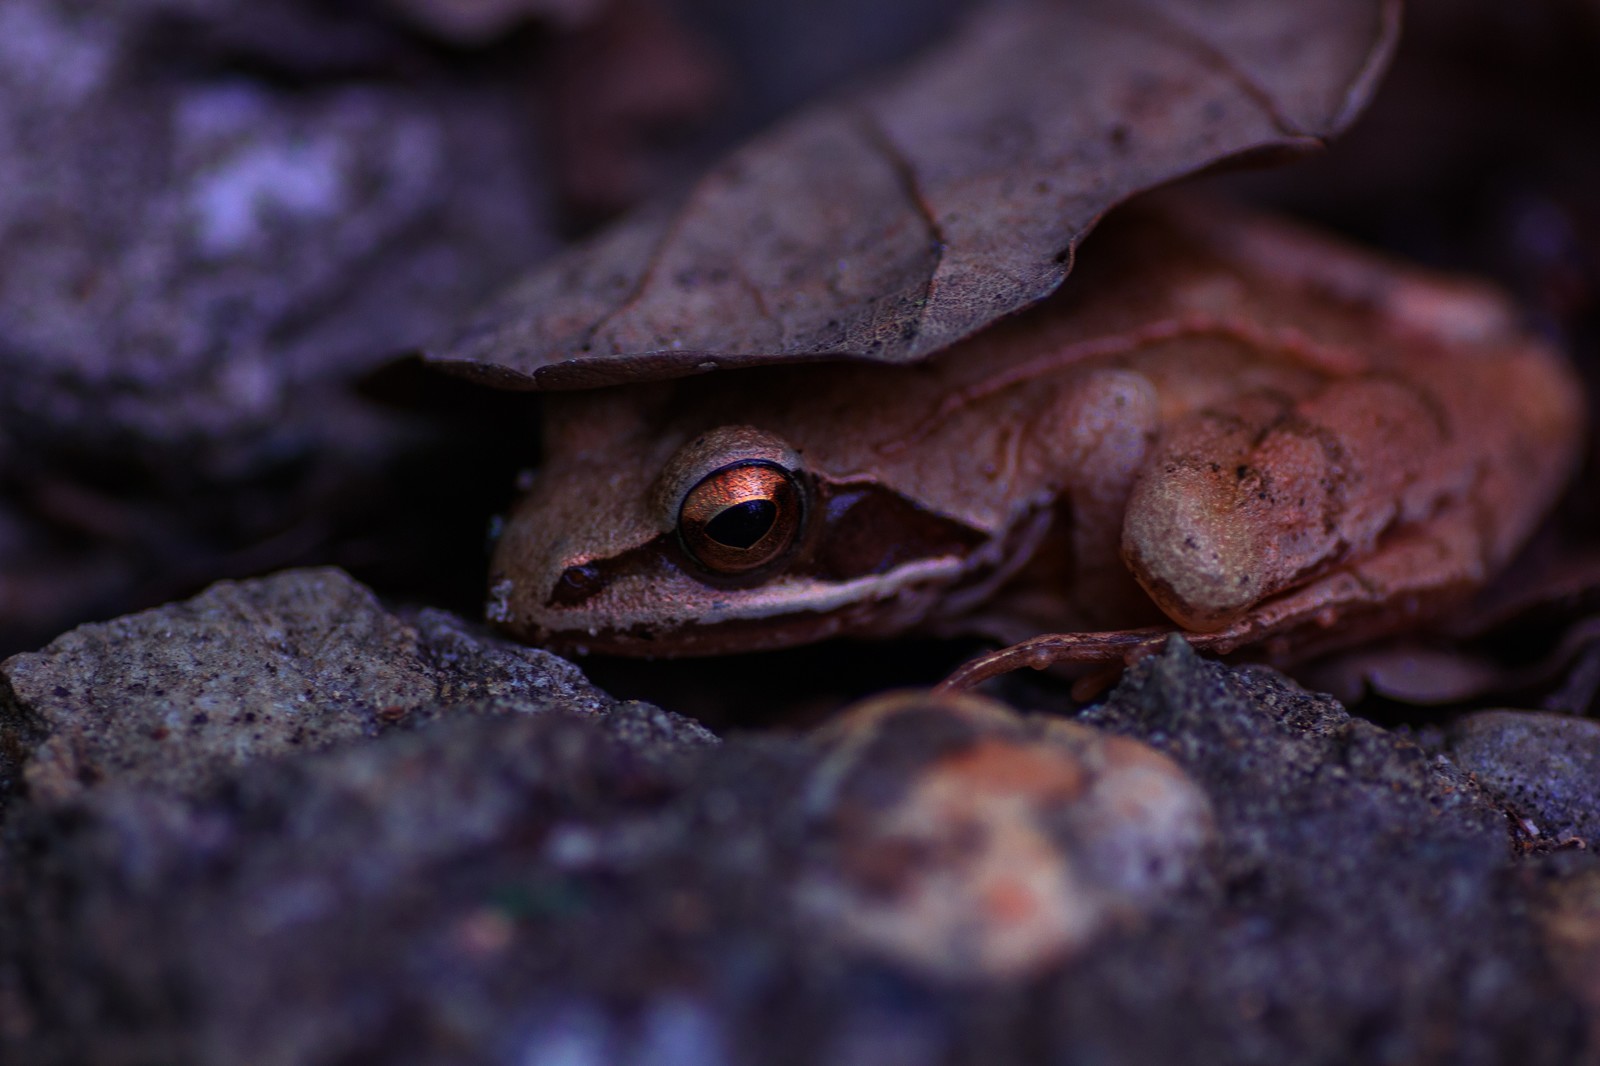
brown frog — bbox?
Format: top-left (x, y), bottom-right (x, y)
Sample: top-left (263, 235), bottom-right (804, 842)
top-left (484, 198), bottom-right (1585, 681)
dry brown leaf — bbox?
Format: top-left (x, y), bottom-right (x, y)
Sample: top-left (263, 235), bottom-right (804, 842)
top-left (434, 0), bottom-right (1400, 389)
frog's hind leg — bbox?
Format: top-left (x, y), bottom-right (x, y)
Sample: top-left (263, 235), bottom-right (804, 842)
top-left (938, 498), bottom-right (1489, 692)
top-left (1120, 375), bottom-right (1473, 634)
top-left (936, 625), bottom-right (1182, 692)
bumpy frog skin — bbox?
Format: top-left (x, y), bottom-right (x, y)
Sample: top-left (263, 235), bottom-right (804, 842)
top-left (486, 198), bottom-right (1585, 670)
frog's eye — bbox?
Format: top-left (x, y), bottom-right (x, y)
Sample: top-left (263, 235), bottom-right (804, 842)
top-left (678, 461), bottom-right (803, 574)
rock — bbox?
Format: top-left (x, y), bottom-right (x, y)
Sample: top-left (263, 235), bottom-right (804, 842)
top-left (1060, 638), bottom-right (1582, 1065)
top-left (1446, 710), bottom-right (1600, 842)
top-left (0, 0), bottom-right (552, 652)
top-left (0, 623), bottom-right (1584, 1064)
top-left (0, 567), bottom-right (720, 1060)
top-left (0, 0), bottom-right (544, 477)
top-left (797, 690), bottom-right (1213, 980)
top-left (1526, 857), bottom-right (1600, 1055)
top-left (0, 699), bottom-right (721, 1062)
top-left (0, 568), bottom-right (665, 809)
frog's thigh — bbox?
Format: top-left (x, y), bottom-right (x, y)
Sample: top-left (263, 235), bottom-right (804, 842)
top-left (1122, 379), bottom-right (1452, 632)
top-left (937, 501), bottom-right (1489, 693)
top-left (1035, 369), bottom-right (1161, 618)
top-left (1201, 499), bottom-right (1487, 658)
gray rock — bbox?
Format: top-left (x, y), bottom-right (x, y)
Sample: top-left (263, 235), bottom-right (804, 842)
top-left (1061, 639), bottom-right (1581, 1066)
top-left (0, 0), bottom-right (552, 651)
top-left (0, 699), bottom-right (722, 1065)
top-left (0, 626), bottom-right (1584, 1065)
top-left (0, 0), bottom-right (545, 477)
top-left (1447, 710), bottom-right (1600, 842)
top-left (0, 568), bottom-right (677, 810)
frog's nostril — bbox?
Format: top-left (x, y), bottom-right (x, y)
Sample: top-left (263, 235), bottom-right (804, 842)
top-left (551, 562), bottom-right (606, 607)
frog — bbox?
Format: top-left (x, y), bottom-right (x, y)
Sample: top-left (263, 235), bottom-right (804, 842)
top-left (484, 196), bottom-right (1586, 680)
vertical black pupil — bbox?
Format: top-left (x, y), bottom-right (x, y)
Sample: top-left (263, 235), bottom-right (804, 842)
top-left (705, 500), bottom-right (777, 549)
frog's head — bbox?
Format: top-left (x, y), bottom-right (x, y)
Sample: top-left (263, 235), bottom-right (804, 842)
top-left (487, 423), bottom-right (1025, 656)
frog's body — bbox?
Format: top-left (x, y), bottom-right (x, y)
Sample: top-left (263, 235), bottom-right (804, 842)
top-left (487, 199), bottom-right (1584, 667)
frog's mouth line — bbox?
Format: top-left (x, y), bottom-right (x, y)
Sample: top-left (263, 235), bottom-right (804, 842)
top-left (535, 555), bottom-right (972, 657)
top-left (537, 557), bottom-right (979, 656)
top-left (525, 501), bottom-right (1059, 658)
top-left (539, 475), bottom-right (993, 611)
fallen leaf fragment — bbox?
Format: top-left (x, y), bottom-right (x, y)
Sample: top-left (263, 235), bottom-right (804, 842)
top-left (434, 0), bottom-right (1399, 389)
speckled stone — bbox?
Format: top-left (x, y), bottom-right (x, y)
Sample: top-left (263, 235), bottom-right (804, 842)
top-left (1446, 710), bottom-right (1600, 842)
top-left (0, 631), bottom-right (1585, 1065)
top-left (797, 690), bottom-right (1213, 979)
top-left (0, 568), bottom-right (678, 809)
